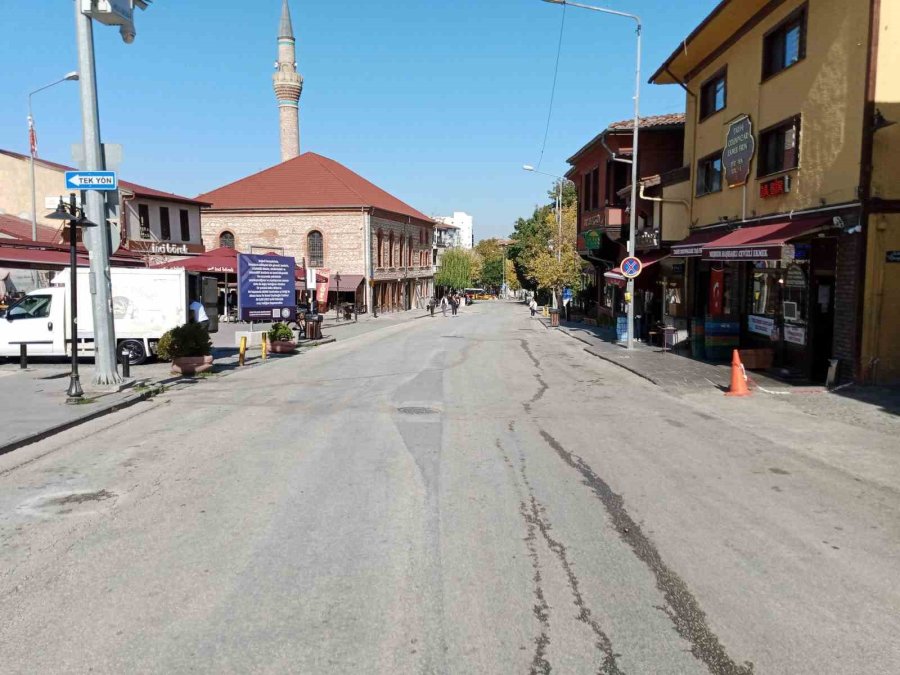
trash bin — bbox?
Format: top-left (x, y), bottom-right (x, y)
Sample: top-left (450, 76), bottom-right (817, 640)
top-left (306, 313), bottom-right (323, 340)
top-left (549, 308), bottom-right (560, 327)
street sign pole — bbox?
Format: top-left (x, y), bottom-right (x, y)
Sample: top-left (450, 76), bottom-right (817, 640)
top-left (75, 3), bottom-right (120, 386)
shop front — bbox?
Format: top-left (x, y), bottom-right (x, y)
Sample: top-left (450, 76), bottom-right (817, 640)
top-left (675, 216), bottom-right (841, 381)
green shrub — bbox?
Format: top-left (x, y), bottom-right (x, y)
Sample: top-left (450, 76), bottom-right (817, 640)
top-left (268, 322), bottom-right (295, 342)
top-left (156, 322), bottom-right (211, 360)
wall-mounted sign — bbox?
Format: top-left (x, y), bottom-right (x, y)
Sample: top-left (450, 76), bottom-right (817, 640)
top-left (760, 174), bottom-right (792, 198)
top-left (149, 243), bottom-right (189, 255)
top-left (585, 214), bottom-right (606, 229)
top-left (723, 115), bottom-right (755, 188)
top-left (887, 250), bottom-right (900, 263)
top-left (784, 324), bottom-right (807, 346)
top-left (784, 264), bottom-right (806, 288)
top-left (748, 314), bottom-right (776, 337)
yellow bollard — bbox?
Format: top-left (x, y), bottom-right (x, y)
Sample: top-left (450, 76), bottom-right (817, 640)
top-left (239, 336), bottom-right (247, 366)
top-left (261, 332), bottom-right (268, 361)
top-left (542, 306), bottom-right (549, 317)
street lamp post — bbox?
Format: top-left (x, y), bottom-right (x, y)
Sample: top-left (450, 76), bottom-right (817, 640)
top-left (27, 72), bottom-right (79, 241)
top-left (46, 193), bottom-right (97, 403)
top-left (335, 272), bottom-right (341, 321)
top-left (523, 165), bottom-right (566, 308)
top-left (540, 0), bottom-right (642, 349)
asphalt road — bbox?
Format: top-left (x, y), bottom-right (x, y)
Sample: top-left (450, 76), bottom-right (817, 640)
top-left (1, 302), bottom-right (898, 673)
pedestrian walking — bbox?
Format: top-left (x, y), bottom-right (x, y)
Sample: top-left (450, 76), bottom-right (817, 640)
top-left (189, 298), bottom-right (210, 331)
top-left (529, 298), bottom-right (538, 317)
top-left (441, 295), bottom-right (449, 317)
top-left (451, 293), bottom-right (459, 316)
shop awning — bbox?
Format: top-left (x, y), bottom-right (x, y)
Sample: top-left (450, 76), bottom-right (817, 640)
top-left (603, 270), bottom-right (627, 288)
top-left (702, 218), bottom-right (830, 261)
top-left (330, 274), bottom-right (364, 291)
top-left (671, 227), bottom-right (731, 257)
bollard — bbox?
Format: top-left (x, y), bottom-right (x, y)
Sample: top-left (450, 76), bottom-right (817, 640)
top-left (261, 332), bottom-right (268, 361)
top-left (239, 336), bottom-right (247, 367)
top-left (19, 344), bottom-right (27, 369)
top-left (120, 348), bottom-right (131, 378)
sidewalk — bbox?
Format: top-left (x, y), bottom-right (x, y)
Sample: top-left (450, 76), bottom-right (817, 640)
top-left (542, 317), bottom-right (817, 392)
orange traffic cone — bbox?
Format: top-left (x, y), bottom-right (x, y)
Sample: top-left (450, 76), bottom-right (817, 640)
top-left (725, 349), bottom-right (751, 397)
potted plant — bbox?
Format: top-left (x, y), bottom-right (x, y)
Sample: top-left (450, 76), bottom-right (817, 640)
top-left (157, 322), bottom-right (213, 375)
top-left (267, 322), bottom-right (297, 353)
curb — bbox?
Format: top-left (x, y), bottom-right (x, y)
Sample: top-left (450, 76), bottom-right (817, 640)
top-left (0, 385), bottom-right (163, 458)
top-left (550, 323), bottom-right (662, 386)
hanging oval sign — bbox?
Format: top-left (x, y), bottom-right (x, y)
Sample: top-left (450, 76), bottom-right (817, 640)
top-left (723, 115), bottom-right (755, 188)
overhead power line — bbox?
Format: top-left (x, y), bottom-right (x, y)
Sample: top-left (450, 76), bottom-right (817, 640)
top-left (537, 4), bottom-right (567, 170)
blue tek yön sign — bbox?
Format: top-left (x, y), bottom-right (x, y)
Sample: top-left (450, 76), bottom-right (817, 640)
top-left (64, 171), bottom-right (118, 191)
top-left (621, 257), bottom-right (643, 279)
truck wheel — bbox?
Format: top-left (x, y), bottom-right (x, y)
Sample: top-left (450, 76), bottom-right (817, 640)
top-left (119, 339), bottom-right (147, 366)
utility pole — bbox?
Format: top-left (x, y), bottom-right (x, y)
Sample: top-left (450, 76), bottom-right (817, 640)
top-left (75, 3), bottom-right (119, 385)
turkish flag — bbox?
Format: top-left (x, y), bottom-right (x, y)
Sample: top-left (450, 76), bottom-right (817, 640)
top-left (709, 268), bottom-right (724, 316)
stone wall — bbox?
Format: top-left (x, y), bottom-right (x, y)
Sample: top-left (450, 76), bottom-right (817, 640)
top-left (201, 209), bottom-right (367, 274)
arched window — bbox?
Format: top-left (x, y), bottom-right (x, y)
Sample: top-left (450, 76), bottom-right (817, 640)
top-left (399, 237), bottom-right (405, 269)
top-left (408, 236), bottom-right (413, 267)
top-left (377, 230), bottom-right (384, 268)
top-left (219, 231), bottom-right (235, 249)
top-left (307, 230), bottom-right (324, 268)
top-left (389, 232), bottom-right (395, 267)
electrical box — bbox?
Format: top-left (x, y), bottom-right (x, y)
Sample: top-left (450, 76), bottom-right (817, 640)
top-left (81, 0), bottom-right (133, 25)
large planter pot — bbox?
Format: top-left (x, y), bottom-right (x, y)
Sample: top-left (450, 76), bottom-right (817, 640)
top-left (171, 355), bottom-right (214, 376)
top-left (269, 340), bottom-right (297, 354)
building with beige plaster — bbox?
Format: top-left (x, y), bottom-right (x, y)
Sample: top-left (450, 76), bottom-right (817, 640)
top-left (650, 0), bottom-right (900, 383)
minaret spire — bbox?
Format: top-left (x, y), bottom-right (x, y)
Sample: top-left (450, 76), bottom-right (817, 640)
top-left (273, 0), bottom-right (303, 162)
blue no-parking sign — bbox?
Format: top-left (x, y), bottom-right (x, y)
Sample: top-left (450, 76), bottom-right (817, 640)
top-left (621, 256), bottom-right (643, 279)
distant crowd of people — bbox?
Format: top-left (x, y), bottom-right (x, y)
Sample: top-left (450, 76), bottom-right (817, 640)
top-left (428, 292), bottom-right (463, 317)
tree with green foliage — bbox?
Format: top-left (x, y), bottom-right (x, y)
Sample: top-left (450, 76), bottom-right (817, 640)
top-left (435, 248), bottom-right (476, 290)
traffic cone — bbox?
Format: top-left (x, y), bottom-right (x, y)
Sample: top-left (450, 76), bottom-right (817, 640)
top-left (725, 349), bottom-right (751, 397)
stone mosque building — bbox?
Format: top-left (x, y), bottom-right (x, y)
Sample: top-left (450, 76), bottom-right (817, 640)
top-left (199, 0), bottom-right (435, 313)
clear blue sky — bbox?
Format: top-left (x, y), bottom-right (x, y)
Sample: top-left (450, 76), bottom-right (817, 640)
top-left (1, 1), bottom-right (719, 240)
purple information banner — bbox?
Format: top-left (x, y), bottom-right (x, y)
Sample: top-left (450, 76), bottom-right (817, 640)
top-left (237, 253), bottom-right (297, 322)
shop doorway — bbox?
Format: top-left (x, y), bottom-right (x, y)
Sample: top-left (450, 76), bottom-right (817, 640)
top-left (809, 239), bottom-right (836, 382)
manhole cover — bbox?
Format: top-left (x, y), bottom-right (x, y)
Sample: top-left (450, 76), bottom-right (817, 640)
top-left (397, 406), bottom-right (439, 416)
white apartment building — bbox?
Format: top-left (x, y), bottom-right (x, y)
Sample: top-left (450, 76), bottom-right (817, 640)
top-left (436, 211), bottom-right (473, 249)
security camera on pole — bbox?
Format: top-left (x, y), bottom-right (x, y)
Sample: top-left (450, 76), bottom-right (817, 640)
top-left (74, 0), bottom-right (149, 385)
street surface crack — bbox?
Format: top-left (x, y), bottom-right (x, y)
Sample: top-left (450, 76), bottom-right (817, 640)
top-left (538, 429), bottom-right (754, 675)
top-left (495, 439), bottom-right (552, 675)
top-left (520, 340), bottom-right (542, 370)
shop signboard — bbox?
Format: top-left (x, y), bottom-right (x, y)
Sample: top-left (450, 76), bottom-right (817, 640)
top-left (748, 314), bottom-right (776, 337)
top-left (723, 115), bottom-right (755, 188)
top-left (583, 229), bottom-right (602, 250)
top-left (237, 253), bottom-right (297, 322)
top-left (704, 246), bottom-right (783, 261)
top-left (784, 324), bottom-right (807, 346)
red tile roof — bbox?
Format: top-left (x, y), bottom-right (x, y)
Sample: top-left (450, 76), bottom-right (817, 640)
top-left (566, 114), bottom-right (686, 165)
top-left (0, 149), bottom-right (209, 206)
top-left (197, 152), bottom-right (434, 224)
top-left (606, 113), bottom-right (686, 130)
top-left (0, 213), bottom-right (64, 244)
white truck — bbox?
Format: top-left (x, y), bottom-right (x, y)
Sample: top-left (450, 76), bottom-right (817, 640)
top-left (0, 268), bottom-right (218, 365)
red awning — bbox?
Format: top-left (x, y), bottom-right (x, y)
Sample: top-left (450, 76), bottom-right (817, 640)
top-left (702, 218), bottom-right (829, 261)
top-left (0, 245), bottom-right (92, 269)
top-left (671, 227), bottom-right (731, 257)
top-left (330, 274), bottom-right (364, 291)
